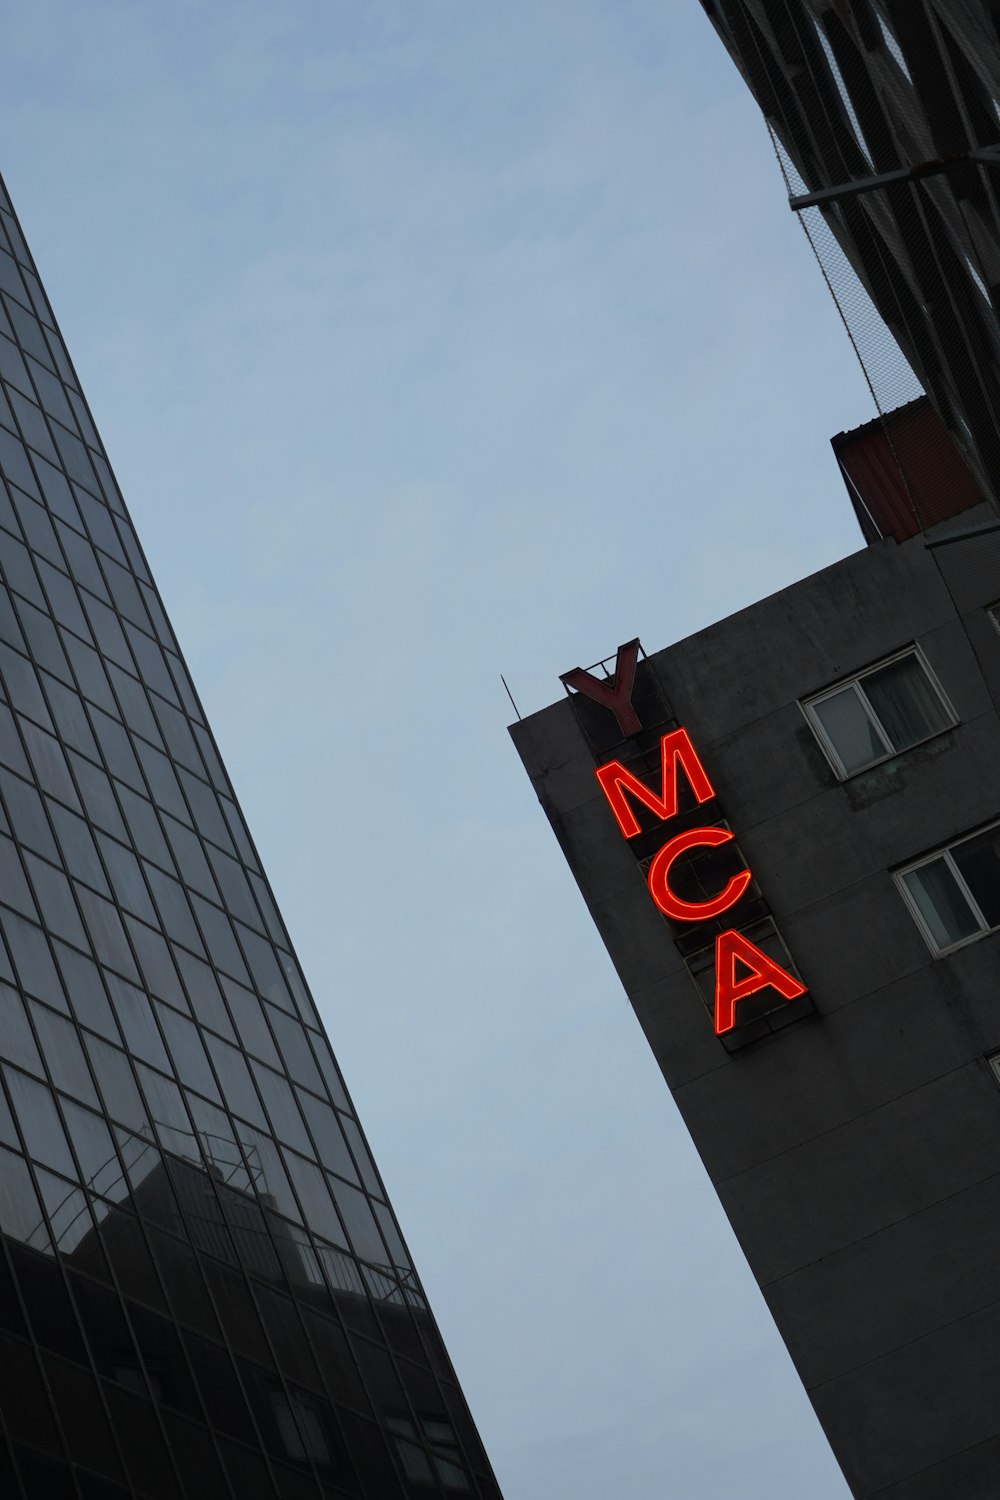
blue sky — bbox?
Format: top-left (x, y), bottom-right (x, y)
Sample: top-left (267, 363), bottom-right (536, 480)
top-left (3, 3), bottom-right (872, 1494)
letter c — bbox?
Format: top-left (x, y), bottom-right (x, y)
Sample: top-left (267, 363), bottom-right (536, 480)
top-left (647, 826), bottom-right (752, 922)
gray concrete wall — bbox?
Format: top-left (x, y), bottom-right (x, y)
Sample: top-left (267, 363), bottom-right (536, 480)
top-left (512, 529), bottom-right (1000, 1499)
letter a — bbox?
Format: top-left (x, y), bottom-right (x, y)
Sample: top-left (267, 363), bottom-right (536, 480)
top-left (714, 929), bottom-right (807, 1035)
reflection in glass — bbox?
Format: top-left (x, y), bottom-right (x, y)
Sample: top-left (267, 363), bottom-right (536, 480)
top-left (903, 858), bottom-right (980, 950)
top-left (4, 1068), bottom-right (76, 1177)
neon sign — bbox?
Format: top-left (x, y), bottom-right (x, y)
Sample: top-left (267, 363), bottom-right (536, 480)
top-left (594, 729), bottom-right (806, 1035)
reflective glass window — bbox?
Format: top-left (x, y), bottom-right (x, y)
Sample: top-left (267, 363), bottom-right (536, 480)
top-left (0, 766), bottom-right (55, 860)
top-left (222, 977), bottom-right (280, 1068)
top-left (172, 948), bottom-right (234, 1041)
top-left (24, 361), bottom-right (73, 429)
top-left (177, 768), bottom-right (232, 850)
top-left (341, 1115), bottom-right (383, 1199)
top-left (124, 916), bottom-right (187, 1011)
top-left (192, 722), bottom-right (225, 788)
top-left (134, 738), bottom-right (188, 822)
top-left (53, 941), bottom-right (115, 1038)
top-left (203, 1034), bottom-right (266, 1129)
top-left (107, 661), bottom-right (160, 745)
top-left (328, 1179), bottom-right (385, 1265)
top-left (134, 1063), bottom-right (193, 1160)
top-left (68, 752), bottom-right (127, 839)
top-left (0, 427), bottom-right (40, 498)
top-left (8, 388), bottom-right (56, 463)
top-left (106, 974), bottom-right (171, 1073)
top-left (30, 366), bottom-right (75, 434)
top-left (282, 1152), bottom-right (346, 1249)
top-left (252, 1063), bottom-right (313, 1157)
top-left (373, 1201), bottom-right (411, 1272)
top-left (248, 871), bottom-right (285, 946)
top-left (0, 700), bottom-right (30, 777)
top-left (2, 909), bottom-right (65, 1005)
top-left (41, 674), bottom-right (100, 760)
top-left (95, 833), bottom-right (157, 926)
top-left (47, 800), bottom-right (111, 896)
top-left (0, 528), bottom-right (47, 610)
top-left (35, 1169), bottom-right (93, 1256)
top-left (75, 886), bottom-right (140, 982)
top-left (0, 582), bottom-right (27, 651)
top-left (83, 1035), bottom-right (148, 1134)
top-left (0, 333), bottom-right (31, 396)
top-left (137, 584), bottom-right (171, 645)
top-left (24, 852), bottom-right (88, 948)
top-left (127, 626), bottom-right (178, 706)
top-left (74, 489), bottom-right (123, 561)
top-left (309, 1036), bottom-right (351, 1113)
top-left (28, 1002), bottom-right (99, 1108)
top-left (90, 710), bottom-right (144, 792)
top-left (58, 1099), bottom-right (117, 1194)
top-left (56, 521), bottom-right (107, 597)
top-left (234, 1124), bottom-right (301, 1224)
top-left (295, 1088), bottom-right (358, 1185)
top-left (20, 719), bottom-right (79, 810)
top-left (155, 1004), bottom-right (219, 1104)
top-left (11, 491), bottom-right (61, 565)
top-left (0, 642), bottom-right (52, 728)
top-left (142, 862), bottom-right (204, 955)
top-left (38, 461), bottom-right (82, 531)
top-left (4, 1068), bottom-right (76, 1177)
top-left (38, 558), bottom-right (90, 639)
top-left (116, 784), bottom-right (172, 870)
top-left (239, 925), bottom-right (293, 1012)
top-left (191, 894), bottom-right (249, 985)
top-left (0, 1079), bottom-right (16, 1148)
top-left (0, 1146), bottom-right (46, 1245)
top-left (268, 1007), bottom-right (324, 1096)
top-left (63, 632), bottom-right (116, 715)
top-left (0, 983), bottom-right (44, 1075)
top-left (6, 300), bottom-right (48, 365)
top-left (162, 814), bottom-right (216, 898)
top-left (103, 560), bottom-right (146, 631)
top-left (206, 845), bottom-right (259, 929)
top-left (16, 599), bottom-right (70, 682)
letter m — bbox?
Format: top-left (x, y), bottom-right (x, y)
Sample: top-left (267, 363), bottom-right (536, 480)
top-left (595, 728), bottom-right (716, 839)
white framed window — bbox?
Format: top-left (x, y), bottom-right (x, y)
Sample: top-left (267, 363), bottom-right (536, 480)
top-left (896, 821), bottom-right (1000, 954)
top-left (802, 646), bottom-right (955, 778)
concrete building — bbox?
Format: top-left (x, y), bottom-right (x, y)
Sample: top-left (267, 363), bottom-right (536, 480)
top-left (512, 439), bottom-right (1000, 1496)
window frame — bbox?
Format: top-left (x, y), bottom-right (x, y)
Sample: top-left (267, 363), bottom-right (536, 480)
top-left (801, 644), bottom-right (956, 780)
top-left (895, 819), bottom-right (1000, 955)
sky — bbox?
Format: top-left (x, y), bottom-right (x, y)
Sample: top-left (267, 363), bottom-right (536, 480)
top-left (1, 3), bottom-right (876, 1495)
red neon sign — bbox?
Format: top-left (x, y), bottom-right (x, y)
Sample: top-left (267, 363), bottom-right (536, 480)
top-left (646, 827), bottom-right (752, 922)
top-left (713, 928), bottom-right (807, 1036)
top-left (595, 728), bottom-right (715, 838)
top-left (595, 729), bottom-right (806, 1036)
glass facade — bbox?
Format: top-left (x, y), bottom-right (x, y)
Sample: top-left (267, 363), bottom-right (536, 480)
top-left (0, 175), bottom-right (501, 1499)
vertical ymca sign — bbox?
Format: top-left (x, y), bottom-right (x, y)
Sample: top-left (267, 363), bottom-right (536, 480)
top-left (562, 642), bottom-right (807, 1037)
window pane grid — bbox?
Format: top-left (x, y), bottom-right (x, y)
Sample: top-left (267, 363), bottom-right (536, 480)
top-left (851, 680), bottom-right (900, 757)
top-left (805, 648), bottom-right (954, 778)
top-left (898, 824), bottom-right (1000, 953)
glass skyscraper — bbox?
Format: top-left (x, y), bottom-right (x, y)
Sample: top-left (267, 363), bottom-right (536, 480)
top-left (0, 175), bottom-right (500, 1499)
